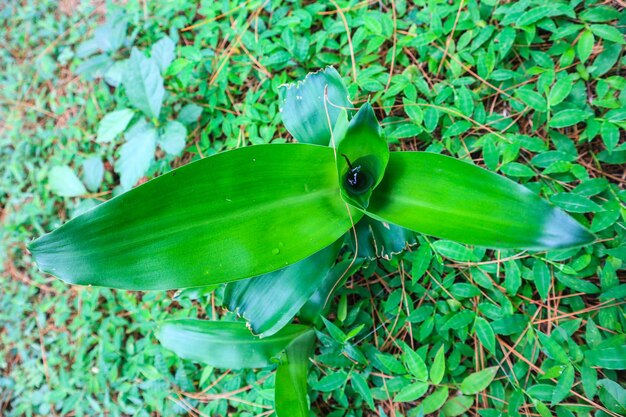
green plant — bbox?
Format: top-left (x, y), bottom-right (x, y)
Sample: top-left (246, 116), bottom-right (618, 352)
top-left (29, 66), bottom-right (596, 415)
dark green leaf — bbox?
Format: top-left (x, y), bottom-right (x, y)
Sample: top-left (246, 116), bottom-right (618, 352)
top-left (224, 241), bottom-right (341, 338)
top-left (275, 331), bottom-right (315, 417)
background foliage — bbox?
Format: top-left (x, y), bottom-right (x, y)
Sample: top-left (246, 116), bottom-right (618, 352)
top-left (1, 1), bottom-right (625, 416)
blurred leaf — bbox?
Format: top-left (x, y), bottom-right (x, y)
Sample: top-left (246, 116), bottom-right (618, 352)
top-left (549, 109), bottom-right (590, 128)
top-left (151, 36), bottom-right (175, 73)
top-left (81, 156), bottom-right (104, 192)
top-left (158, 120), bottom-right (187, 155)
top-left (421, 386), bottom-right (449, 414)
top-left (49, 166), bottom-right (86, 197)
top-left (460, 366), bottom-right (498, 395)
top-left (430, 346), bottom-right (445, 384)
top-left (97, 108), bottom-right (135, 143)
top-left (115, 119), bottom-right (157, 190)
top-left (586, 347), bottom-right (626, 369)
top-left (123, 48), bottom-right (164, 120)
top-left (394, 382), bottom-right (429, 402)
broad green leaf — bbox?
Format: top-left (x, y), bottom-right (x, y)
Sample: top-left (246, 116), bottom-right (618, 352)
top-left (442, 310), bottom-right (475, 330)
top-left (441, 395), bottom-right (473, 417)
top-left (460, 366), bottom-right (498, 395)
top-left (156, 319), bottom-right (312, 369)
top-left (96, 108), bottom-right (134, 143)
top-left (552, 364), bottom-right (574, 405)
top-left (224, 241), bottom-right (341, 338)
top-left (275, 330), bottom-right (315, 417)
top-left (81, 156), bottom-right (104, 192)
top-left (350, 216), bottom-right (416, 260)
top-left (49, 166), bottom-right (87, 197)
top-left (394, 382), bottom-right (429, 402)
top-left (430, 346), bottom-right (445, 384)
top-left (581, 363), bottom-right (597, 398)
top-left (586, 347), bottom-right (626, 369)
top-left (30, 144), bottom-right (360, 290)
top-left (421, 386), bottom-right (449, 414)
top-left (115, 120), bottom-right (157, 190)
top-left (151, 36), bottom-right (175, 73)
top-left (475, 317), bottom-right (496, 353)
top-left (549, 109), bottom-right (590, 128)
top-left (123, 48), bottom-right (164, 120)
top-left (335, 103), bottom-right (389, 209)
top-left (351, 373), bottom-right (375, 410)
top-left (279, 67), bottom-right (351, 145)
top-left (366, 152), bottom-right (594, 249)
top-left (516, 6), bottom-right (554, 27)
top-left (158, 120), bottom-right (187, 155)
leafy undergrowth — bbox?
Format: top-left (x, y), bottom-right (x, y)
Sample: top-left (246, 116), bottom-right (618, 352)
top-left (1, 1), bottom-right (625, 417)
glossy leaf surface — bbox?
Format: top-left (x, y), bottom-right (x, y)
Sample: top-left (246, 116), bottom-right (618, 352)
top-left (367, 152), bottom-right (595, 250)
top-left (279, 67), bottom-right (351, 146)
top-left (275, 330), bottom-right (315, 417)
top-left (30, 144), bottom-right (359, 290)
top-left (224, 240), bottom-right (342, 338)
top-left (156, 319), bottom-right (312, 369)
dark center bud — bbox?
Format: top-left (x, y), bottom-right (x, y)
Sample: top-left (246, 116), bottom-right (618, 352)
top-left (342, 154), bottom-right (374, 194)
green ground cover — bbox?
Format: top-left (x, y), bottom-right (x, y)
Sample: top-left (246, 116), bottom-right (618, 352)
top-left (1, 1), bottom-right (625, 416)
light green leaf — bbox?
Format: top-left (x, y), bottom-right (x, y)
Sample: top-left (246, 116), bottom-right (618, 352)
top-left (394, 382), bottom-right (429, 402)
top-left (115, 120), bottom-right (157, 190)
top-left (516, 89), bottom-right (547, 112)
top-left (430, 346), bottom-right (445, 384)
top-left (279, 67), bottom-right (351, 145)
top-left (224, 241), bottom-right (341, 338)
top-left (533, 260), bottom-right (551, 301)
top-left (96, 108), bottom-right (135, 143)
top-left (590, 24), bottom-right (626, 44)
top-left (49, 166), bottom-right (87, 197)
top-left (433, 241), bottom-right (479, 262)
top-left (421, 386), bottom-right (449, 414)
top-left (81, 156), bottom-right (104, 192)
top-left (156, 319), bottom-right (312, 369)
top-left (30, 144), bottom-right (360, 290)
top-left (548, 77), bottom-right (573, 106)
top-left (550, 193), bottom-right (603, 213)
top-left (460, 366), bottom-right (498, 395)
top-left (159, 120), bottom-right (187, 155)
top-left (151, 36), bottom-right (175, 73)
top-left (401, 342), bottom-right (428, 381)
top-left (366, 152), bottom-right (594, 250)
top-left (549, 109), bottom-right (590, 128)
top-left (123, 48), bottom-right (164, 120)
top-left (275, 330), bottom-right (315, 417)
top-left (441, 395), bottom-right (473, 417)
top-left (475, 317), bottom-right (496, 353)
top-left (177, 104), bottom-right (203, 124)
top-left (577, 31), bottom-right (595, 64)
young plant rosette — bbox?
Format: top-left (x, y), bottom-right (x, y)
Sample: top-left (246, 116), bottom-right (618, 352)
top-left (30, 67), bottom-right (594, 416)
